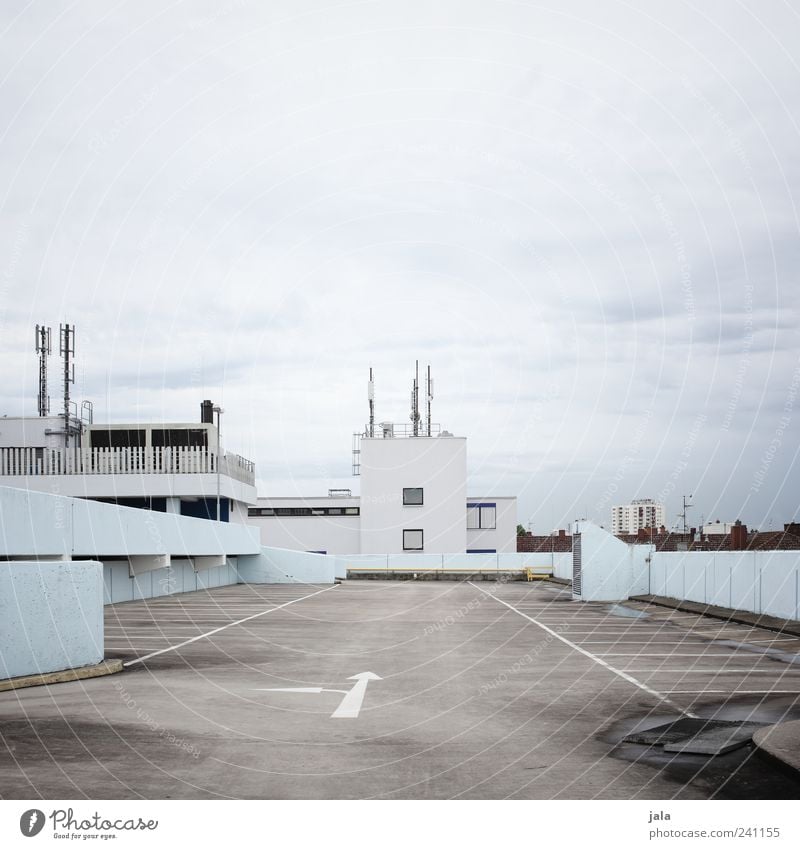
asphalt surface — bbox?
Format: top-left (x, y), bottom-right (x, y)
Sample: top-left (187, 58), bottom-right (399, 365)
top-left (1, 580), bottom-right (800, 799)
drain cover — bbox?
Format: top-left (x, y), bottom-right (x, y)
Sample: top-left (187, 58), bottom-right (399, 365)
top-left (623, 719), bottom-right (767, 755)
top-left (664, 722), bottom-right (766, 755)
top-left (623, 718), bottom-right (760, 745)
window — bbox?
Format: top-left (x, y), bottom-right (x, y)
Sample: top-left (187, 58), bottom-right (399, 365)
top-left (466, 503), bottom-right (496, 529)
top-left (403, 487), bottom-right (424, 506)
top-left (152, 428), bottom-right (208, 449)
top-left (90, 428), bottom-right (145, 449)
top-left (403, 529), bottom-right (424, 551)
top-left (247, 506), bottom-right (360, 518)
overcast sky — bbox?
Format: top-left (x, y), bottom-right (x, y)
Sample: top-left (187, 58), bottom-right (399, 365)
top-left (1, 1), bottom-right (798, 531)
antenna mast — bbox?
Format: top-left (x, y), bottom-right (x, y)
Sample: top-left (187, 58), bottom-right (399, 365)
top-left (410, 360), bottom-right (420, 436)
top-left (35, 324), bottom-right (52, 417)
top-left (426, 364), bottom-right (433, 436)
top-left (59, 323), bottom-right (75, 448)
top-left (367, 367), bottom-right (375, 438)
top-left (681, 493), bottom-right (693, 534)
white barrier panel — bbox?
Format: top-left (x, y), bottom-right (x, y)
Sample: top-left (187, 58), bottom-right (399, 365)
top-left (386, 553), bottom-right (443, 570)
top-left (0, 485), bottom-right (260, 560)
top-left (650, 550), bottom-right (800, 621)
top-left (0, 560), bottom-right (103, 680)
top-left (337, 555), bottom-right (389, 574)
top-left (238, 547), bottom-right (335, 584)
top-left (443, 552), bottom-right (498, 571)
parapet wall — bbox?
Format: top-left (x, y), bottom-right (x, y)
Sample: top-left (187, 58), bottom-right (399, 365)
top-left (0, 560), bottom-right (104, 680)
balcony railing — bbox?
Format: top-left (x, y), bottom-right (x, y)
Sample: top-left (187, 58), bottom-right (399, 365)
top-left (0, 446), bottom-right (255, 486)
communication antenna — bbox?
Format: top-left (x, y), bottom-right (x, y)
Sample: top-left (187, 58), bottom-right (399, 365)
top-left (35, 324), bottom-right (52, 416)
top-left (426, 364), bottom-right (433, 437)
top-left (410, 360), bottom-right (421, 436)
top-left (59, 323), bottom-right (75, 448)
top-left (367, 367), bottom-right (375, 438)
top-left (681, 493), bottom-right (693, 535)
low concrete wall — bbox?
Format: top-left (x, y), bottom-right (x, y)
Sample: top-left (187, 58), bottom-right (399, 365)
top-left (0, 485), bottom-right (260, 560)
top-left (238, 547), bottom-right (335, 584)
top-left (0, 560), bottom-right (103, 680)
top-left (0, 485), bottom-right (259, 603)
top-left (340, 552), bottom-right (556, 574)
top-left (102, 559), bottom-right (240, 604)
top-left (650, 550), bottom-right (800, 621)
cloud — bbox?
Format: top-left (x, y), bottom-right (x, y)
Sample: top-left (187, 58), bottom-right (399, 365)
top-left (1, 0), bottom-right (799, 529)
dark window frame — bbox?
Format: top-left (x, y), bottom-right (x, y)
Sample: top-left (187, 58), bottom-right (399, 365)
top-left (247, 506), bottom-right (360, 518)
top-left (403, 487), bottom-right (424, 506)
top-left (403, 528), bottom-right (424, 551)
top-left (466, 502), bottom-right (497, 530)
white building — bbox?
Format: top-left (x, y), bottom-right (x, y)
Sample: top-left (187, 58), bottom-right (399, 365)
top-left (611, 499), bottom-right (665, 535)
top-left (702, 521), bottom-right (735, 536)
top-left (0, 402), bottom-right (257, 523)
top-left (248, 428), bottom-right (517, 555)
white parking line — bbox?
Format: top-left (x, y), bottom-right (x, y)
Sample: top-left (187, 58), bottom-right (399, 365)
top-left (469, 583), bottom-right (697, 718)
top-left (595, 653), bottom-right (771, 657)
top-left (122, 585), bottom-right (338, 667)
top-left (665, 690), bottom-right (800, 695)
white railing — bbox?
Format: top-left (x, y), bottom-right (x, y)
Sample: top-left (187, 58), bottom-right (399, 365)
top-left (0, 445), bottom-right (255, 485)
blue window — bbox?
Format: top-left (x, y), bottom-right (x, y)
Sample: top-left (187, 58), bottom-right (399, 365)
top-left (467, 503), bottom-right (496, 529)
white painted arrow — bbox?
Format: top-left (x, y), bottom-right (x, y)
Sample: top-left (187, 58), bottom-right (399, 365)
top-left (254, 672), bottom-right (381, 719)
top-left (254, 687), bottom-right (347, 694)
top-left (331, 672), bottom-right (382, 719)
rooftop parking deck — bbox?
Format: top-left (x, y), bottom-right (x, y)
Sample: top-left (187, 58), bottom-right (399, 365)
top-left (1, 581), bottom-right (799, 799)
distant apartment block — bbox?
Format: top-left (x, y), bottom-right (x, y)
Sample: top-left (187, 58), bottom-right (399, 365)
top-left (611, 499), bottom-right (665, 535)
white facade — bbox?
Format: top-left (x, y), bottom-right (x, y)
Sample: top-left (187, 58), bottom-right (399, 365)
top-left (0, 413), bottom-right (257, 524)
top-left (611, 499), bottom-right (665, 535)
top-left (703, 521), bottom-right (735, 535)
top-left (248, 436), bottom-right (517, 555)
top-left (466, 496), bottom-right (518, 553)
top-left (249, 496), bottom-right (361, 554)
top-left (360, 435), bottom-right (467, 554)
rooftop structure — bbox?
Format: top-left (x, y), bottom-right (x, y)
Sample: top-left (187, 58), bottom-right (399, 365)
top-left (248, 365), bottom-right (518, 555)
top-left (0, 402), bottom-right (256, 523)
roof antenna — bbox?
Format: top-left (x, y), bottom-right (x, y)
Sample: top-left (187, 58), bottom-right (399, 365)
top-left (367, 367), bottom-right (375, 438)
top-left (59, 323), bottom-right (75, 448)
top-left (35, 324), bottom-right (52, 417)
top-left (410, 360), bottom-right (420, 437)
top-left (426, 364), bottom-right (433, 436)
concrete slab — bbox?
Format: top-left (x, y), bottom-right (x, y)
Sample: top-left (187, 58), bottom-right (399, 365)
top-left (664, 722), bottom-right (766, 755)
top-left (0, 581), bottom-right (798, 799)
